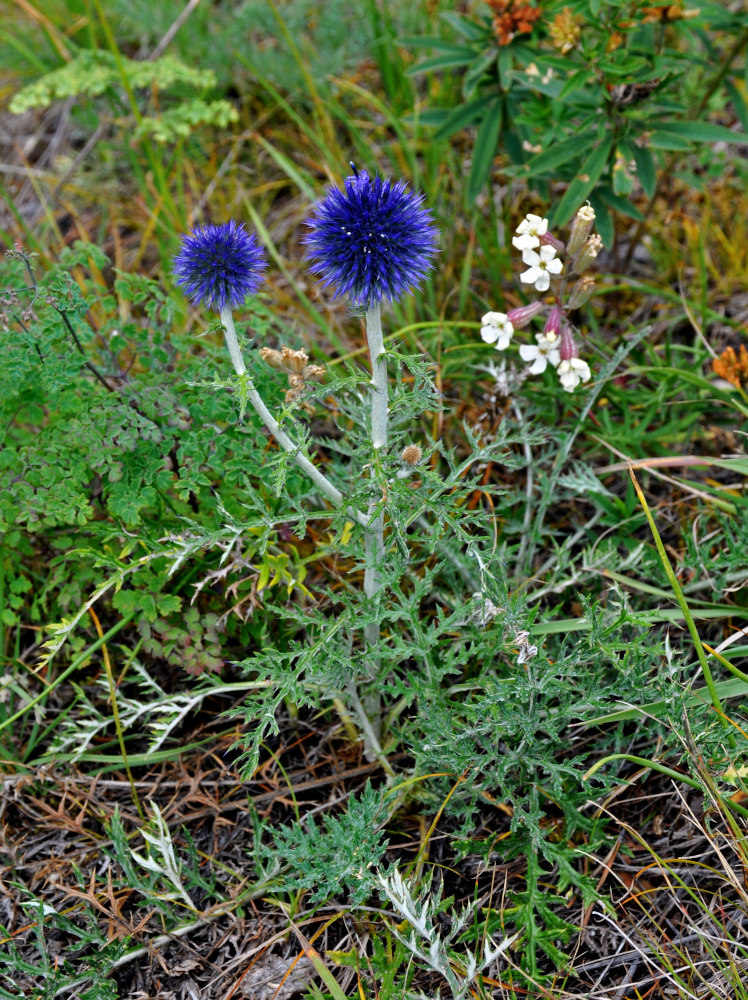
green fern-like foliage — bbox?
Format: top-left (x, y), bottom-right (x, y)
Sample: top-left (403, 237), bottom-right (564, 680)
top-left (9, 49), bottom-right (236, 143)
top-left (10, 51), bottom-right (214, 111)
top-left (270, 781), bottom-right (389, 905)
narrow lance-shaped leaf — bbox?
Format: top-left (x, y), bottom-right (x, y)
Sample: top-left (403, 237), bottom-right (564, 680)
top-left (467, 98), bottom-right (503, 202)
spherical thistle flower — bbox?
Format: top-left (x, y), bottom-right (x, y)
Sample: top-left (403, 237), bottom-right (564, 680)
top-left (480, 311), bottom-right (514, 350)
top-left (172, 220), bottom-right (267, 312)
top-left (303, 168), bottom-right (438, 309)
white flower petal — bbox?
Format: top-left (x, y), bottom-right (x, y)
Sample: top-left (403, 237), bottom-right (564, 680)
top-left (481, 326), bottom-right (499, 344)
top-left (534, 271), bottom-right (551, 292)
top-left (546, 257), bottom-right (564, 275)
top-left (520, 266), bottom-right (539, 285)
top-left (519, 344), bottom-right (539, 361)
top-left (512, 234), bottom-right (539, 251)
top-left (538, 245), bottom-right (558, 262)
top-left (521, 248), bottom-right (541, 266)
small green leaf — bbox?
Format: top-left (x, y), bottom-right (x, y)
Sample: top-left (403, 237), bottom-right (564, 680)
top-left (432, 94), bottom-right (494, 140)
top-left (559, 67), bottom-right (595, 100)
top-left (523, 134), bottom-right (592, 179)
top-left (631, 143), bottom-right (656, 198)
top-left (596, 187), bottom-right (645, 222)
top-left (439, 11), bottom-right (488, 41)
top-left (467, 99), bottom-right (502, 201)
top-left (649, 131), bottom-right (693, 150)
top-left (551, 134), bottom-right (614, 227)
top-left (655, 120), bottom-right (748, 145)
top-left (406, 47), bottom-right (477, 76)
top-left (725, 79), bottom-right (748, 133)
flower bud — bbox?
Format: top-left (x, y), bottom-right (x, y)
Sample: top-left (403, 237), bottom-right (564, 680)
top-left (543, 304), bottom-right (562, 342)
top-left (401, 444), bottom-right (423, 466)
top-left (540, 231), bottom-right (565, 254)
top-left (567, 274), bottom-right (596, 309)
top-left (574, 234), bottom-right (603, 274)
top-left (260, 347), bottom-right (284, 369)
top-left (559, 322), bottom-right (577, 361)
top-left (567, 204), bottom-right (596, 258)
top-left (506, 301), bottom-right (545, 329)
top-left (281, 346), bottom-right (309, 374)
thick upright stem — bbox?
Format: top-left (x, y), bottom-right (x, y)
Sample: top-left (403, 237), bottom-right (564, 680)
top-left (219, 307), bottom-right (367, 528)
top-left (363, 304), bottom-right (388, 740)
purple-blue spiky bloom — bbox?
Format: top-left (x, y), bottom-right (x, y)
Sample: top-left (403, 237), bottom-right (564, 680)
top-left (303, 168), bottom-right (438, 308)
top-left (172, 220), bottom-right (267, 312)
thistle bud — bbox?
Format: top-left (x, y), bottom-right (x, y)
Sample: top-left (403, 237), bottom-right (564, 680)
top-left (506, 301), bottom-right (544, 329)
top-left (574, 234), bottom-right (603, 274)
top-left (567, 274), bottom-right (596, 309)
top-left (543, 304), bottom-right (562, 342)
top-left (401, 444), bottom-right (423, 466)
top-left (567, 204), bottom-right (596, 258)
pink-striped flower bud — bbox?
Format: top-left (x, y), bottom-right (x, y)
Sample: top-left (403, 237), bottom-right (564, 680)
top-left (506, 301), bottom-right (545, 329)
top-left (559, 322), bottom-right (577, 361)
top-left (567, 204), bottom-right (596, 258)
top-left (543, 304), bottom-right (562, 342)
top-left (540, 231), bottom-right (565, 254)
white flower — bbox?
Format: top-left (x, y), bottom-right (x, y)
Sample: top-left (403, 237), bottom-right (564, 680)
top-left (519, 333), bottom-right (561, 374)
top-left (557, 357), bottom-right (591, 392)
top-left (512, 213), bottom-right (548, 251)
top-left (480, 311), bottom-right (514, 350)
top-left (519, 245), bottom-right (563, 291)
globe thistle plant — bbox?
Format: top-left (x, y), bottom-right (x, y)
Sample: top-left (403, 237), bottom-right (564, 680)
top-left (172, 220), bottom-right (267, 313)
top-left (304, 168), bottom-right (439, 740)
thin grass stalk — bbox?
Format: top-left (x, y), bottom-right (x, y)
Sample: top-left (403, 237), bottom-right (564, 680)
top-left (629, 466), bottom-right (731, 740)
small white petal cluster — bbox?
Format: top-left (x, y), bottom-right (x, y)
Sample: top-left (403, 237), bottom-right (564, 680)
top-left (557, 357), bottom-right (591, 392)
top-left (519, 333), bottom-right (561, 374)
top-left (480, 311), bottom-right (514, 351)
top-left (476, 208), bottom-right (595, 394)
top-left (512, 213), bottom-right (563, 292)
top-left (511, 213), bottom-right (548, 251)
top-left (519, 245), bottom-right (563, 292)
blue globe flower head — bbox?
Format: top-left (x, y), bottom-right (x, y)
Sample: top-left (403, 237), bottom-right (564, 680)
top-left (172, 219), bottom-right (267, 312)
top-left (303, 166), bottom-right (439, 309)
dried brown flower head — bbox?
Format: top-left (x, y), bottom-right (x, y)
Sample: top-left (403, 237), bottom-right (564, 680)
top-left (713, 344), bottom-right (748, 388)
top-left (641, 2), bottom-right (699, 23)
top-left (400, 444), bottom-right (423, 466)
top-left (549, 6), bottom-right (582, 54)
top-left (260, 344), bottom-right (326, 404)
top-left (486, 0), bottom-right (541, 45)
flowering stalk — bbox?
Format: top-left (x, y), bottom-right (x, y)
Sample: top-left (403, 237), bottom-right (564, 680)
top-left (219, 307), bottom-right (368, 527)
top-left (173, 220), bottom-right (368, 528)
top-left (363, 303), bottom-right (387, 733)
top-left (304, 166), bottom-right (438, 745)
